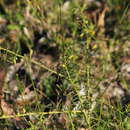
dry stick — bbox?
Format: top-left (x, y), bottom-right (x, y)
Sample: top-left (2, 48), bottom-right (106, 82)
top-left (0, 47), bottom-right (64, 77)
top-left (0, 110), bottom-right (83, 119)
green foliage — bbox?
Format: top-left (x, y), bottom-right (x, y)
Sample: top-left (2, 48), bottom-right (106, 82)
top-left (0, 0), bottom-right (130, 129)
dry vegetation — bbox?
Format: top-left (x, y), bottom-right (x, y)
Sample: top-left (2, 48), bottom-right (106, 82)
top-left (0, 0), bottom-right (130, 129)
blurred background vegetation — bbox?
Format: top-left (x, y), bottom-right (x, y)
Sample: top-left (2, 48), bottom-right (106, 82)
top-left (0, 0), bottom-right (130, 129)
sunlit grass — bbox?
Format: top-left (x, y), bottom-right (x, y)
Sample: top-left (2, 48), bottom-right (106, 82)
top-left (0, 0), bottom-right (130, 129)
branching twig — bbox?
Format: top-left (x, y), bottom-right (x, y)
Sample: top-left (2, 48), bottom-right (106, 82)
top-left (0, 47), bottom-right (64, 78)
